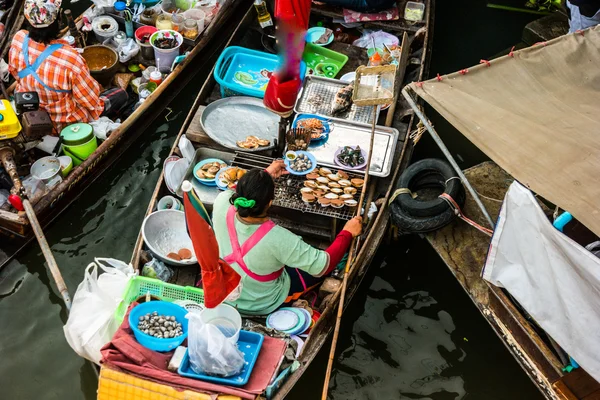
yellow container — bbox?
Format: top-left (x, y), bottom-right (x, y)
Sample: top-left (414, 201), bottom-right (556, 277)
top-left (0, 100), bottom-right (22, 139)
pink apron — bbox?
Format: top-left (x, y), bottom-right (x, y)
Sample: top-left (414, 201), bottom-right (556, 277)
top-left (223, 206), bottom-right (283, 282)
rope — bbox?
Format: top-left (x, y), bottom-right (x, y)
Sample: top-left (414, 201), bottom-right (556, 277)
top-left (445, 176), bottom-right (460, 185)
top-left (480, 59), bottom-right (491, 67)
top-left (436, 73), bottom-right (443, 81)
top-left (509, 46), bottom-right (516, 57)
top-left (459, 69), bottom-right (469, 75)
top-left (439, 193), bottom-right (494, 237)
top-left (389, 188), bottom-right (414, 205)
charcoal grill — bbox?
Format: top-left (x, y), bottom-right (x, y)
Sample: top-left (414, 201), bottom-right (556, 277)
top-left (231, 152), bottom-right (363, 221)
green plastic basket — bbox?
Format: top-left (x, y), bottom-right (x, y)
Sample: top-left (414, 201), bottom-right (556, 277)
top-left (302, 43), bottom-right (348, 79)
top-left (115, 276), bottom-right (205, 323)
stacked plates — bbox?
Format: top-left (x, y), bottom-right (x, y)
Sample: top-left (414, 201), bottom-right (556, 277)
top-left (164, 156), bottom-right (190, 196)
top-left (266, 307), bottom-right (312, 336)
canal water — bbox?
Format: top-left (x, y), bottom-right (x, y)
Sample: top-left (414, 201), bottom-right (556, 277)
top-left (0, 1), bottom-right (546, 399)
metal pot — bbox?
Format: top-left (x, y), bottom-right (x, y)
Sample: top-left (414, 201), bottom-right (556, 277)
top-left (81, 45), bottom-right (119, 87)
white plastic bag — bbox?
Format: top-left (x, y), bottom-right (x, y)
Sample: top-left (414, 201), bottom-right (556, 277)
top-left (187, 311), bottom-right (245, 377)
top-left (63, 258), bottom-right (136, 364)
top-left (117, 39), bottom-right (140, 63)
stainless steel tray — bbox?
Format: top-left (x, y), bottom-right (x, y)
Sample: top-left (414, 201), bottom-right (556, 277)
top-left (175, 147), bottom-right (235, 204)
top-left (200, 97), bottom-right (280, 152)
top-left (307, 121), bottom-right (398, 178)
top-left (294, 75), bottom-right (380, 124)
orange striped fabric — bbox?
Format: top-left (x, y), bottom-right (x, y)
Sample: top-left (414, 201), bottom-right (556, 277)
top-left (9, 30), bottom-right (104, 131)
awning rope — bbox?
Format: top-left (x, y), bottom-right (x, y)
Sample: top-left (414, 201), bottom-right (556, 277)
top-left (439, 192), bottom-right (494, 237)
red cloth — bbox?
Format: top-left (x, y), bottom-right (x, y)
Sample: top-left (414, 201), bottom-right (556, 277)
top-left (184, 191), bottom-right (241, 308)
top-left (323, 230), bottom-right (353, 275)
top-left (101, 303), bottom-right (287, 399)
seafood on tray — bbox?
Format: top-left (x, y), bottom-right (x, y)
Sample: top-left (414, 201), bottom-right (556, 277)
top-left (196, 161), bottom-right (227, 179)
top-left (236, 135), bottom-right (271, 149)
top-left (217, 166), bottom-right (247, 189)
top-left (337, 145), bottom-right (365, 168)
top-left (300, 168), bottom-right (363, 209)
top-left (297, 118), bottom-right (327, 139)
top-left (331, 82), bottom-right (353, 116)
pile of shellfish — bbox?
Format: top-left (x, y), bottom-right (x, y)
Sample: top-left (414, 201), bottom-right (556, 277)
top-left (301, 167), bottom-right (364, 209)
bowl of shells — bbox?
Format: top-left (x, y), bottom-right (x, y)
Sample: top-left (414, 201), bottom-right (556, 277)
top-left (285, 151), bottom-right (317, 176)
top-left (193, 158), bottom-right (227, 185)
top-left (301, 167), bottom-right (364, 209)
top-left (215, 166), bottom-right (247, 190)
top-left (129, 301), bottom-right (189, 352)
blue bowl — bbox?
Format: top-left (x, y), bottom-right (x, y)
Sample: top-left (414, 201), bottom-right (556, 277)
top-left (193, 158), bottom-right (226, 186)
top-left (306, 27), bottom-right (333, 46)
top-left (292, 114), bottom-right (331, 144)
top-left (129, 301), bottom-right (188, 352)
top-left (284, 151), bottom-right (317, 176)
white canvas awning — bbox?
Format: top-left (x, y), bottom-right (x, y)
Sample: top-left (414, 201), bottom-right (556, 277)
top-left (409, 26), bottom-right (600, 237)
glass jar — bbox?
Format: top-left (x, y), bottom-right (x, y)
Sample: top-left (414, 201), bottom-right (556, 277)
top-left (182, 19), bottom-right (198, 39)
top-left (171, 13), bottom-right (184, 32)
top-left (140, 8), bottom-right (158, 26)
top-left (155, 14), bottom-right (173, 30)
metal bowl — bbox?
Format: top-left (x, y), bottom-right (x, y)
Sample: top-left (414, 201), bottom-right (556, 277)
top-left (141, 210), bottom-right (197, 266)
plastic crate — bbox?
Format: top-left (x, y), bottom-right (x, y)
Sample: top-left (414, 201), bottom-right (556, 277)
top-left (115, 276), bottom-right (204, 323)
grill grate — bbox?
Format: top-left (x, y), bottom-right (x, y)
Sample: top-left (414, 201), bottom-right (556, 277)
top-left (231, 152), bottom-right (362, 221)
top-left (295, 76), bottom-right (378, 124)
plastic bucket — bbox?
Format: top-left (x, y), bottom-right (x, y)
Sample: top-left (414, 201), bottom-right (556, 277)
top-left (200, 304), bottom-right (241, 343)
top-left (92, 15), bottom-right (119, 43)
top-left (150, 30), bottom-right (183, 73)
top-left (183, 8), bottom-right (205, 32)
top-left (63, 136), bottom-right (98, 166)
top-left (135, 26), bottom-right (158, 60)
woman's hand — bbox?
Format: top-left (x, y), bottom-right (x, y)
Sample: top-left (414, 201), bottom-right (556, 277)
top-left (265, 159), bottom-right (289, 179)
top-left (343, 216), bottom-right (363, 237)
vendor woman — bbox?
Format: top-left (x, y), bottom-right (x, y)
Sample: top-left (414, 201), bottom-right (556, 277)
top-left (8, 0), bottom-right (127, 130)
top-left (213, 160), bottom-right (362, 315)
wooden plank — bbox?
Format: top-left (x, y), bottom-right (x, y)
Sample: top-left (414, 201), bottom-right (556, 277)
top-left (553, 380), bottom-right (579, 400)
top-left (560, 369), bottom-right (600, 399)
top-left (583, 390), bottom-right (600, 400)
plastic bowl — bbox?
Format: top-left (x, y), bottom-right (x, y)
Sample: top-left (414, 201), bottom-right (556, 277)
top-left (129, 301), bottom-right (189, 352)
top-left (284, 151), bottom-right (317, 176)
top-left (193, 158), bottom-right (226, 186)
top-left (141, 209), bottom-right (197, 266)
top-left (305, 27), bottom-right (333, 46)
top-left (200, 304), bottom-right (242, 343)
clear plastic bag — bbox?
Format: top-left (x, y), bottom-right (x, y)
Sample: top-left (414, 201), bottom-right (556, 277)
top-left (187, 310), bottom-right (245, 377)
top-left (142, 258), bottom-right (174, 282)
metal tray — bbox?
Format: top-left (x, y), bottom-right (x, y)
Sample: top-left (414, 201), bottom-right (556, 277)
top-left (294, 75), bottom-right (380, 124)
top-left (307, 120), bottom-right (398, 178)
top-left (200, 97), bottom-right (280, 152)
top-left (175, 147), bottom-right (235, 203)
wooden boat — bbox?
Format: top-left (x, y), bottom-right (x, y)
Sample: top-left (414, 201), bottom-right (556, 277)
top-left (404, 25), bottom-right (600, 400)
top-left (121, 2), bottom-right (434, 399)
top-left (0, 0), bottom-right (252, 241)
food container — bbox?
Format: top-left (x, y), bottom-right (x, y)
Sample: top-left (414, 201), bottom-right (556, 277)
top-left (91, 15), bottom-right (119, 43)
top-left (182, 19), bottom-right (199, 39)
top-left (183, 8), bottom-right (205, 32)
top-left (140, 8), bottom-right (159, 26)
top-left (128, 301), bottom-right (189, 352)
top-left (199, 304), bottom-right (242, 343)
top-left (404, 1), bottom-right (425, 21)
top-left (157, 195), bottom-right (182, 210)
top-left (302, 43), bottom-right (347, 79)
top-left (150, 30), bottom-right (183, 73)
top-left (31, 156), bottom-right (63, 188)
top-left (171, 13), bottom-right (185, 32)
top-left (155, 13), bottom-right (173, 30)
top-left (60, 123), bottom-right (97, 166)
top-left (81, 45), bottom-right (119, 87)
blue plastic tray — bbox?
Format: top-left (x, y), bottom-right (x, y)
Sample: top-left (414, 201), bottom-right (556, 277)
top-left (292, 114), bottom-right (331, 144)
top-left (215, 46), bottom-right (307, 98)
top-left (178, 330), bottom-right (264, 386)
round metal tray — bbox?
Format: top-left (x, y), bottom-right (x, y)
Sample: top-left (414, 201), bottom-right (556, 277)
top-left (200, 96), bottom-right (279, 152)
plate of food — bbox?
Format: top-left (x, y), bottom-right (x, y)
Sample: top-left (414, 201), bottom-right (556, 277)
top-left (334, 146), bottom-right (367, 170)
top-left (215, 166), bottom-right (247, 190)
top-left (236, 135), bottom-right (271, 150)
top-left (193, 158), bottom-right (227, 185)
top-left (285, 151), bottom-right (317, 176)
top-left (293, 114), bottom-right (330, 143)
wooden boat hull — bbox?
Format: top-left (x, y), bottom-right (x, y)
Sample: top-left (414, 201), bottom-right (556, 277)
top-left (425, 161), bottom-right (600, 399)
top-left (128, 1), bottom-right (434, 398)
top-left (0, 0), bottom-right (252, 241)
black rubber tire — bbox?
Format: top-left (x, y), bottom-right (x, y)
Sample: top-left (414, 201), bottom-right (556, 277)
top-left (395, 158), bottom-right (463, 217)
top-left (390, 180), bottom-right (466, 234)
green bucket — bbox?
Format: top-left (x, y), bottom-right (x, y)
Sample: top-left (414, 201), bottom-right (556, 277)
top-left (60, 123), bottom-right (98, 166)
